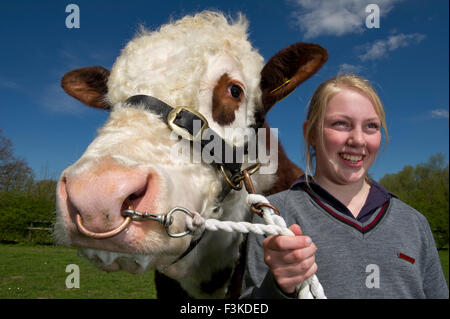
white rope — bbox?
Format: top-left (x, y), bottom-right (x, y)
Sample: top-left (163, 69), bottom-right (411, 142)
top-left (185, 193), bottom-right (327, 299)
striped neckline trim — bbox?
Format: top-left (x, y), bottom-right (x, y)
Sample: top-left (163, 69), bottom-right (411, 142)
top-left (304, 188), bottom-right (390, 234)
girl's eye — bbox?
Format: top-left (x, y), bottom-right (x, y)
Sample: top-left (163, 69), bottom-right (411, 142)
top-left (367, 123), bottom-right (380, 130)
top-left (333, 121), bottom-right (349, 127)
top-left (228, 85), bottom-right (242, 99)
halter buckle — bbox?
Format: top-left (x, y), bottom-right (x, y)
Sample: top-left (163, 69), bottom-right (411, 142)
top-left (167, 106), bottom-right (209, 141)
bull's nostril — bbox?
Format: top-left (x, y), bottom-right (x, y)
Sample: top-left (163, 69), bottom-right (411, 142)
top-left (122, 185), bottom-right (148, 213)
top-left (128, 186), bottom-right (147, 201)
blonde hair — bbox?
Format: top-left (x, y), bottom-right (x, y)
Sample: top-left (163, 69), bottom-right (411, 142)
top-left (303, 74), bottom-right (388, 181)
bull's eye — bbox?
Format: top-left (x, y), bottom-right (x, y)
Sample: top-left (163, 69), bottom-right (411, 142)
top-left (228, 85), bottom-right (242, 99)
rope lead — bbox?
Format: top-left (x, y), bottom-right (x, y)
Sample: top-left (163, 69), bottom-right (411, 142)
top-left (185, 193), bottom-right (327, 299)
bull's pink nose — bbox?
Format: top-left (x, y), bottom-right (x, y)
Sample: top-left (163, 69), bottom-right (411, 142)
top-left (60, 161), bottom-right (159, 235)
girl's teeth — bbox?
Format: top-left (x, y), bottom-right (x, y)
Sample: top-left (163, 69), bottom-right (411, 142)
top-left (341, 154), bottom-right (362, 162)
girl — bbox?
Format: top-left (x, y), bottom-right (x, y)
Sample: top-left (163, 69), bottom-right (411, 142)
top-left (241, 74), bottom-right (448, 298)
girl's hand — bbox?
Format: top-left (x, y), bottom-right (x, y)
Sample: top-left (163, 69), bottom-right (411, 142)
top-left (262, 224), bottom-right (318, 294)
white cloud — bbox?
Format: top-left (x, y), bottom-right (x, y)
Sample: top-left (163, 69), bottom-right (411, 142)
top-left (431, 109), bottom-right (449, 119)
top-left (40, 83), bottom-right (86, 115)
top-left (0, 77), bottom-right (21, 91)
top-left (288, 0), bottom-right (402, 38)
top-left (358, 33), bottom-right (426, 61)
top-left (338, 63), bottom-right (363, 74)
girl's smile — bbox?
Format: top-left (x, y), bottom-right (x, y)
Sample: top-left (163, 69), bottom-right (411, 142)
top-left (313, 88), bottom-right (382, 186)
top-left (338, 152), bottom-right (365, 167)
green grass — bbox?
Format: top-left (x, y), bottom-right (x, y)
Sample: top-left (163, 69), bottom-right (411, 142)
top-left (0, 244), bottom-right (448, 299)
top-left (0, 244), bottom-right (156, 298)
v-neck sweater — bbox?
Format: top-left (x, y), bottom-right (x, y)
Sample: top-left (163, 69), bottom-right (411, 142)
top-left (291, 175), bottom-right (393, 223)
top-left (241, 186), bottom-right (448, 299)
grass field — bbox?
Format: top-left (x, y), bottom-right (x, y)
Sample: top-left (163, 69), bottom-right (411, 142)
top-left (0, 244), bottom-right (157, 298)
top-left (0, 244), bottom-right (448, 298)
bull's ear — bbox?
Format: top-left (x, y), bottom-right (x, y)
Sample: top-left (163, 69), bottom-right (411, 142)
top-left (260, 43), bottom-right (328, 113)
top-left (61, 66), bottom-right (111, 110)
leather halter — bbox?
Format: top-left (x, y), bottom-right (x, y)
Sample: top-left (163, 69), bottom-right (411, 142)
top-left (125, 95), bottom-right (246, 176)
top-left (123, 95), bottom-right (258, 265)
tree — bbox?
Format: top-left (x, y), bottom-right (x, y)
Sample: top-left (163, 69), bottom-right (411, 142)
top-left (30, 179), bottom-right (57, 202)
top-left (379, 153), bottom-right (449, 249)
top-left (0, 129), bottom-right (57, 244)
top-left (0, 128), bottom-right (34, 192)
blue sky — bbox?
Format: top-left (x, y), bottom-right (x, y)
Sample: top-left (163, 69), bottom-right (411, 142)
top-left (0, 0), bottom-right (448, 182)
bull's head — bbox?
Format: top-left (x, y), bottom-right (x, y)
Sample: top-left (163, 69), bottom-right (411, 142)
top-left (54, 11), bottom-right (327, 297)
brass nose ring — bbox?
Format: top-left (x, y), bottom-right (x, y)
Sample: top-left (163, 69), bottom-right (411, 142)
top-left (75, 213), bottom-right (131, 239)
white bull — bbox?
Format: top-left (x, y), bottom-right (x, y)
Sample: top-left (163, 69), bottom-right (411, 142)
top-left (54, 11), bottom-right (327, 298)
